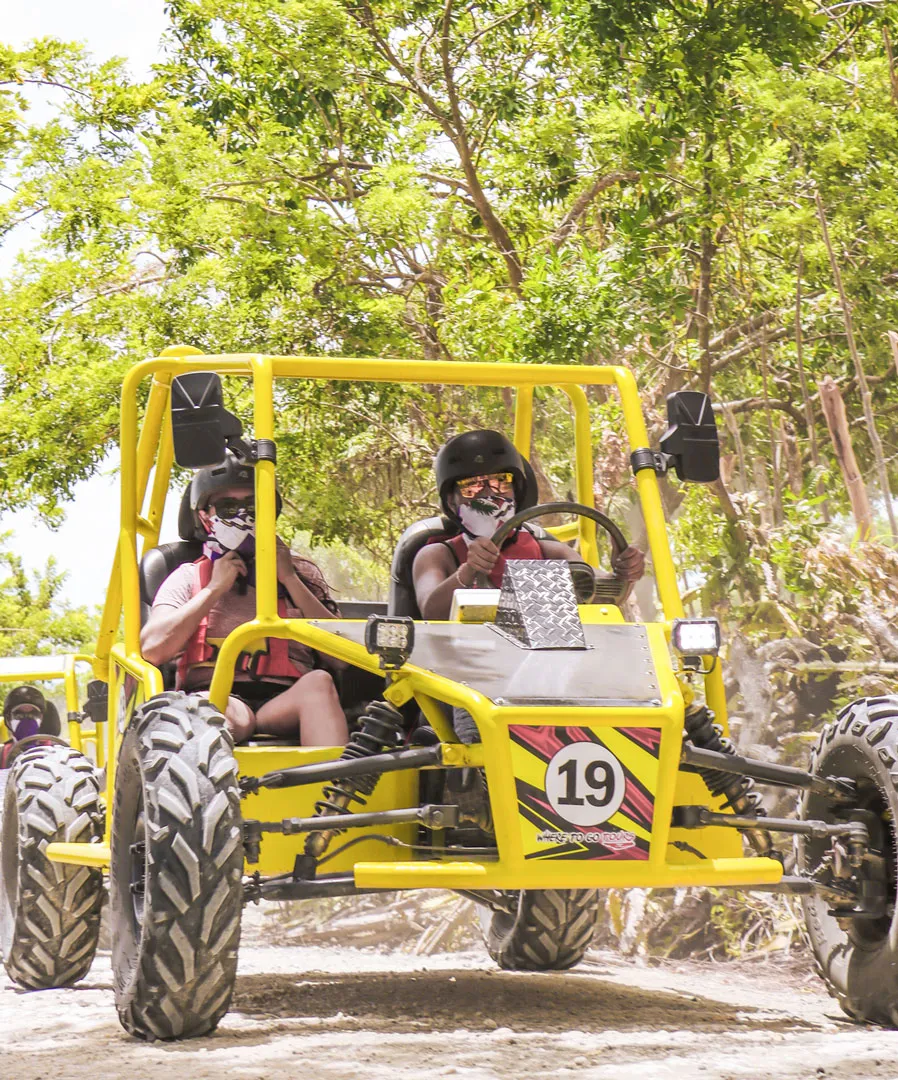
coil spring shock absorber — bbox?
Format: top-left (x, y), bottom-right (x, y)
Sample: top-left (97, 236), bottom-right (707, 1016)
top-left (303, 700), bottom-right (405, 860)
top-left (684, 702), bottom-right (777, 859)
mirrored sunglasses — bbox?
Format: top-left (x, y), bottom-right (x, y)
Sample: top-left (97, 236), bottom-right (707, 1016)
top-left (212, 497), bottom-right (255, 519)
top-left (10, 704), bottom-right (42, 722)
top-left (455, 472), bottom-right (515, 499)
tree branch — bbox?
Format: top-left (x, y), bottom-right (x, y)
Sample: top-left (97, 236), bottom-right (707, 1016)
top-left (437, 0), bottom-right (523, 291)
top-left (710, 325), bottom-right (792, 372)
top-left (714, 397), bottom-right (807, 427)
top-left (550, 171), bottom-right (638, 249)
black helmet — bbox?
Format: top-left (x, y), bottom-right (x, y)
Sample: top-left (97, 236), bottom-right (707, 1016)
top-left (435, 430), bottom-right (526, 516)
top-left (184, 451), bottom-right (282, 537)
top-left (3, 685), bottom-right (46, 723)
top-left (190, 451), bottom-right (256, 512)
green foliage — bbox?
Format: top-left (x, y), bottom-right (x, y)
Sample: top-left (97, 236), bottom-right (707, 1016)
top-left (3, 6), bottom-right (898, 622)
top-left (285, 530), bottom-right (390, 602)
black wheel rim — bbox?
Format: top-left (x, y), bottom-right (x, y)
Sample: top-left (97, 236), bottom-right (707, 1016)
top-left (0, 789), bottom-right (19, 952)
top-left (846, 777), bottom-right (896, 946)
top-left (128, 795), bottom-right (147, 930)
top-left (804, 748), bottom-right (898, 947)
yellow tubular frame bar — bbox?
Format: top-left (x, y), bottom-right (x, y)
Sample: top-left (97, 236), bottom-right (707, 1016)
top-left (92, 352), bottom-right (698, 774)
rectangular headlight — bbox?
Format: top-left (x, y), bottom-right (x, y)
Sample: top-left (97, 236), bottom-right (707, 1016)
top-left (364, 614), bottom-right (415, 669)
top-left (375, 622), bottom-right (410, 650)
top-left (671, 618), bottom-right (721, 656)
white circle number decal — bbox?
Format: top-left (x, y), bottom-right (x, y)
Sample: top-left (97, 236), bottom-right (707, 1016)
top-left (545, 743), bottom-right (626, 828)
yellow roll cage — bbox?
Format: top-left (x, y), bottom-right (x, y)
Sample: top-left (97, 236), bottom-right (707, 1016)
top-left (37, 346), bottom-right (774, 891)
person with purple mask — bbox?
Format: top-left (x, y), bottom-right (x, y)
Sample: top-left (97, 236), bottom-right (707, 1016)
top-left (1, 686), bottom-right (61, 769)
top-left (140, 453), bottom-right (347, 747)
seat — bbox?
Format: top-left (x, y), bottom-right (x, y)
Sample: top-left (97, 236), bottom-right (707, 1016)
top-left (40, 701), bottom-right (61, 738)
top-left (388, 515), bottom-right (458, 618)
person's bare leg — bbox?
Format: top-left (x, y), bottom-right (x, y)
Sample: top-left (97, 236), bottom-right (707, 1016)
top-left (224, 696), bottom-right (255, 743)
top-left (295, 670), bottom-right (348, 746)
top-left (255, 671), bottom-right (347, 745)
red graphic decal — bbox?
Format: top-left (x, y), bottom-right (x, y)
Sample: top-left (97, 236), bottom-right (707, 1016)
top-left (511, 725), bottom-right (565, 758)
top-left (619, 727), bottom-right (662, 754)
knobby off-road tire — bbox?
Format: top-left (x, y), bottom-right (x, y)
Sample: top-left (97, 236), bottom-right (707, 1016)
top-left (798, 697), bottom-right (898, 1026)
top-left (0, 744), bottom-right (103, 988)
top-left (480, 889), bottom-right (599, 970)
top-left (111, 692), bottom-right (243, 1041)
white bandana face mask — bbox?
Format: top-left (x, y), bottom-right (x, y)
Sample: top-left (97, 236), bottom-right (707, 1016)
top-left (456, 494), bottom-right (516, 542)
top-left (206, 508), bottom-right (256, 555)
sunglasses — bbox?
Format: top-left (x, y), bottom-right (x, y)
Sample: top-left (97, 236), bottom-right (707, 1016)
top-left (10, 704), bottom-right (42, 721)
top-left (455, 472), bottom-right (515, 499)
top-left (211, 497), bottom-right (255, 518)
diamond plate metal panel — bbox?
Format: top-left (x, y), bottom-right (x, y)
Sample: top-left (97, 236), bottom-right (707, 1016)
top-left (494, 560), bottom-right (587, 650)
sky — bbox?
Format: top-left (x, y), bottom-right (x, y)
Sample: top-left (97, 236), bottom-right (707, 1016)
top-left (1, 2), bottom-right (173, 610)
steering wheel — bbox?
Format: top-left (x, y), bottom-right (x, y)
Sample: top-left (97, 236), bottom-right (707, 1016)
top-left (475, 500), bottom-right (629, 592)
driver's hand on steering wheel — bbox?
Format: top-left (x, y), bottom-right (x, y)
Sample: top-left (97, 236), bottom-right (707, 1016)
top-left (611, 544), bottom-right (645, 583)
top-left (463, 537), bottom-right (501, 581)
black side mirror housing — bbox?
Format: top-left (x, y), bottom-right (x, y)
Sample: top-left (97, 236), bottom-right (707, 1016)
top-left (171, 372), bottom-right (244, 468)
top-left (659, 391), bottom-right (720, 483)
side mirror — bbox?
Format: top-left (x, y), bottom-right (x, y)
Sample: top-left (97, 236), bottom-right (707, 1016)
top-left (659, 391), bottom-right (720, 483)
top-left (170, 372), bottom-right (244, 468)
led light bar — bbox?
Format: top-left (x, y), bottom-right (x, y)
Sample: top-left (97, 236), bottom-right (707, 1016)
top-left (364, 615), bottom-right (415, 670)
top-left (671, 617), bottom-right (721, 657)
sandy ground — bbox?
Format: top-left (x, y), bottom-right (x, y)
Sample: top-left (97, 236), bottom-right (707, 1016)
top-left (5, 910), bottom-right (898, 1080)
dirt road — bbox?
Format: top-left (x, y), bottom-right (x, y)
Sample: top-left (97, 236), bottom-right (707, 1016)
top-left (5, 922), bottom-right (898, 1080)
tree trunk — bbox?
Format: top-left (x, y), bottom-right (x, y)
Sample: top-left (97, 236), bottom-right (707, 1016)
top-left (779, 417), bottom-right (803, 496)
top-left (815, 191), bottom-right (897, 540)
top-left (884, 24), bottom-right (898, 107)
top-left (721, 405), bottom-right (747, 493)
top-left (697, 113), bottom-right (715, 394)
top-left (818, 376), bottom-right (873, 539)
top-left (794, 248), bottom-right (829, 520)
top-left (888, 330), bottom-right (898, 378)
top-left (752, 457), bottom-right (773, 529)
top-left (760, 328), bottom-right (784, 526)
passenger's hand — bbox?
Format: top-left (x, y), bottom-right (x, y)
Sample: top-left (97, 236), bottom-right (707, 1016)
top-left (276, 537), bottom-right (297, 587)
top-left (209, 551), bottom-right (247, 595)
top-left (463, 537), bottom-right (501, 580)
top-left (611, 544), bottom-right (645, 583)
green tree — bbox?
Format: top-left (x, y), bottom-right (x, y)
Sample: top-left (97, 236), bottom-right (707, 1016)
top-left (2, 5), bottom-right (898, 573)
top-left (0, 534), bottom-right (96, 657)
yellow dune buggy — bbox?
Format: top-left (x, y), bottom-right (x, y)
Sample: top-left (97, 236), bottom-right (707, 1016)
top-left (1, 349), bottom-right (894, 1039)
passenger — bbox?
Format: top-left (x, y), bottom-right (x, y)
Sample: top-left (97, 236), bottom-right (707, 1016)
top-left (413, 429), bottom-right (645, 622)
top-left (140, 454), bottom-right (348, 746)
top-left (1, 686), bottom-right (61, 768)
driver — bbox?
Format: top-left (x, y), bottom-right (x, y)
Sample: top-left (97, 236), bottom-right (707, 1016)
top-left (2, 686), bottom-right (61, 769)
top-left (141, 453), bottom-right (348, 747)
top-left (412, 429), bottom-right (645, 621)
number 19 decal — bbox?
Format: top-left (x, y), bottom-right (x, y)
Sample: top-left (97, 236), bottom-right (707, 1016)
top-left (545, 743), bottom-right (625, 828)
